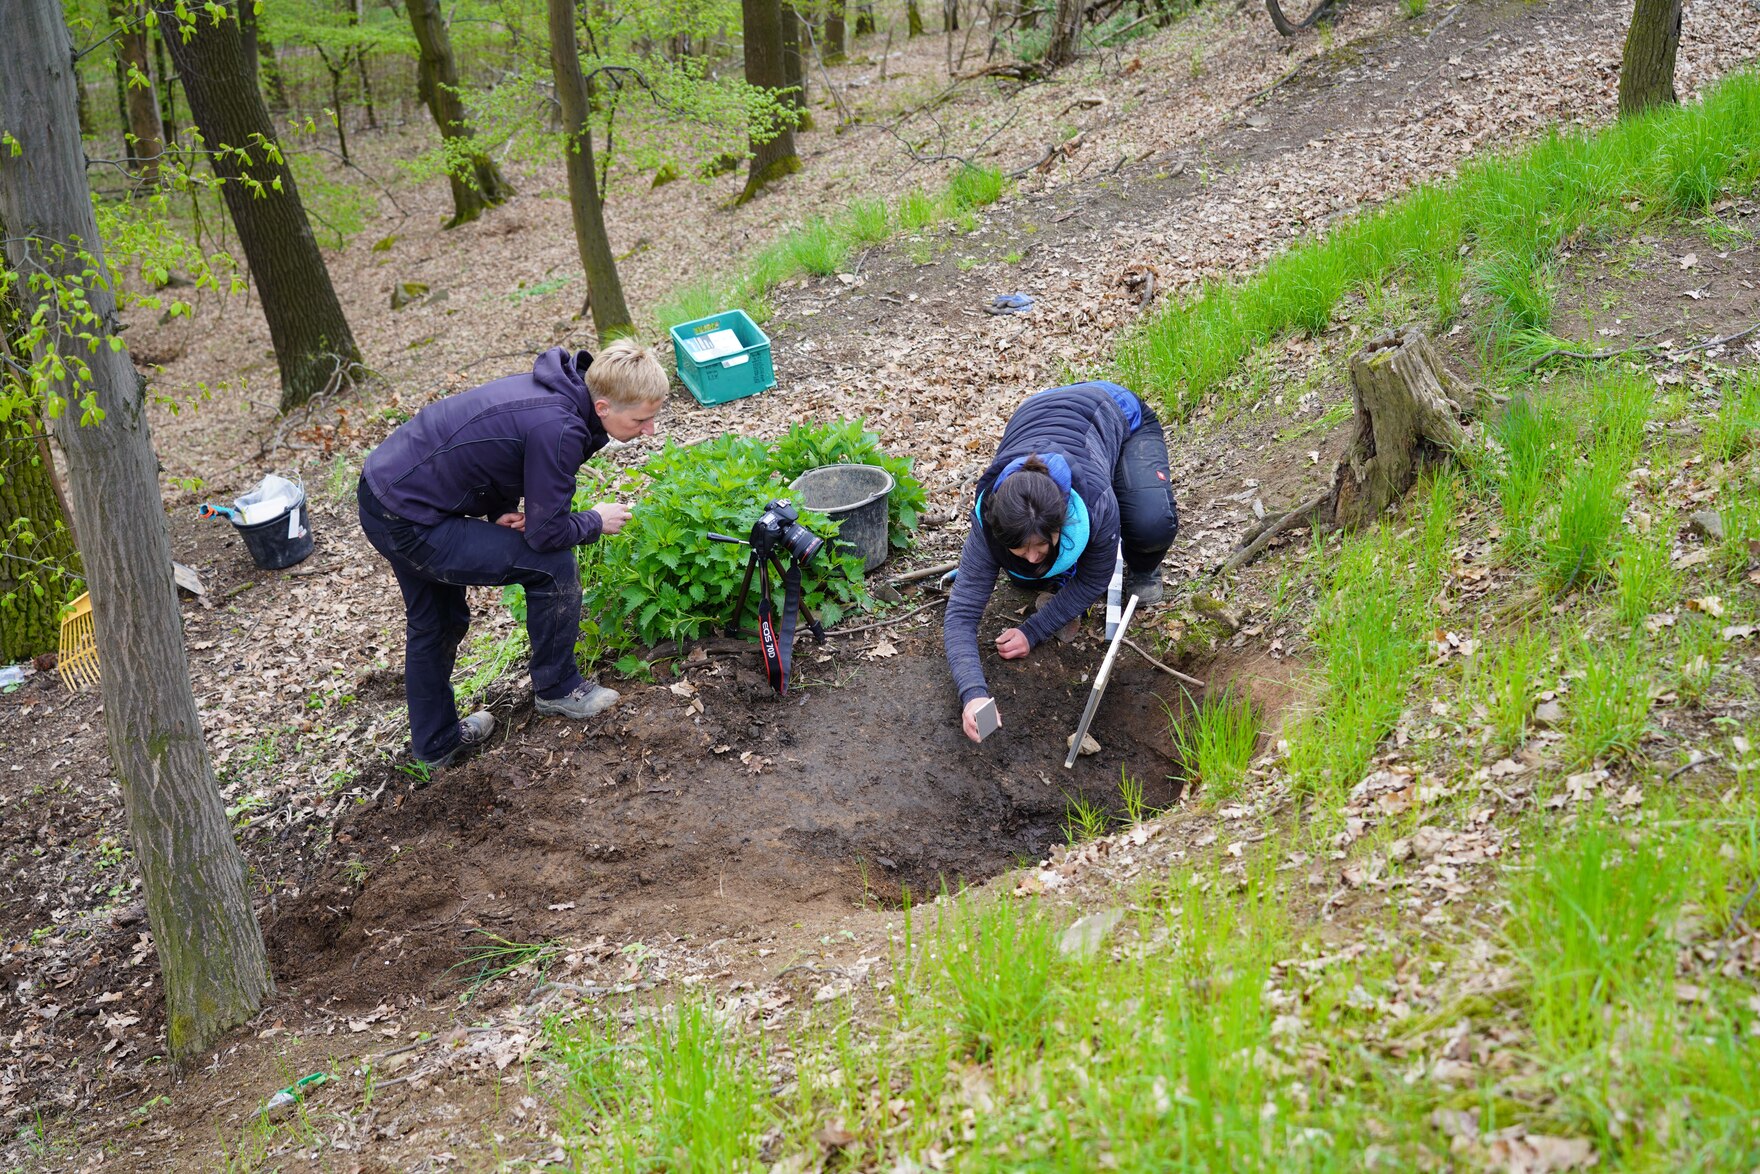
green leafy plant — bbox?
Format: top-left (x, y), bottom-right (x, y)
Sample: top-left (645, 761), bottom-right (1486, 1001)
top-left (577, 422), bottom-right (923, 656)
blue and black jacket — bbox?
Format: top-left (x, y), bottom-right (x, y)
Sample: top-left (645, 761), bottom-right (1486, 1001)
top-left (944, 381), bottom-right (1142, 705)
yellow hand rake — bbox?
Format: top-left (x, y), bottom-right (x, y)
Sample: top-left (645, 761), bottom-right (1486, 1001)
top-left (58, 592), bottom-right (100, 690)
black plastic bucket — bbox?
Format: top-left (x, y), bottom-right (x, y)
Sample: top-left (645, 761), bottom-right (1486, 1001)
top-left (790, 463), bottom-right (895, 573)
top-left (232, 490), bottom-right (314, 570)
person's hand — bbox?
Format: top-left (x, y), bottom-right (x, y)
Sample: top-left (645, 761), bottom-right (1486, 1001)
top-left (494, 512), bottom-right (526, 532)
top-left (962, 697), bottom-right (999, 743)
top-left (593, 502), bottom-right (633, 536)
top-left (995, 628), bottom-right (1030, 660)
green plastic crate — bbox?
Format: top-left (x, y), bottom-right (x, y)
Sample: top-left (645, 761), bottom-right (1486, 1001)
top-left (668, 310), bottom-right (776, 406)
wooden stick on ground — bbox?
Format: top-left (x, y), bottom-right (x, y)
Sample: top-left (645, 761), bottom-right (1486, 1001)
top-left (1523, 320), bottom-right (1760, 371)
top-left (888, 560), bottom-right (960, 586)
top-left (1218, 492), bottom-right (1329, 574)
top-left (1121, 637), bottom-right (1205, 688)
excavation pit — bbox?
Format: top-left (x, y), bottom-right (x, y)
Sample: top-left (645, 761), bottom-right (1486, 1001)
top-left (267, 628), bottom-right (1195, 1007)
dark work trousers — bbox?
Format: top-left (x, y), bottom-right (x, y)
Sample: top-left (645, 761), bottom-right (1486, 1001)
top-left (1113, 406), bottom-right (1180, 572)
top-left (357, 479), bottom-right (586, 763)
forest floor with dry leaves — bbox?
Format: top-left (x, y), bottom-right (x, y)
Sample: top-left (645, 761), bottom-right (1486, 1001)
top-left (3, 0), bottom-right (1759, 1167)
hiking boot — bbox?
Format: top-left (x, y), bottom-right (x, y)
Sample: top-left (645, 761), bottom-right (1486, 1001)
top-left (1124, 568), bottom-right (1164, 606)
top-left (416, 710), bottom-right (495, 772)
top-left (535, 680), bottom-right (621, 721)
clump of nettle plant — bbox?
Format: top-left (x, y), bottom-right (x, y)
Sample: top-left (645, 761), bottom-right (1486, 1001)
top-left (506, 419), bottom-right (924, 670)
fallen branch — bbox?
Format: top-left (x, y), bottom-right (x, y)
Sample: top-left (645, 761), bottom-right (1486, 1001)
top-left (888, 560), bottom-right (960, 585)
top-left (1232, 60), bottom-right (1308, 110)
top-left (955, 60), bottom-right (1044, 82)
top-left (1121, 637), bottom-right (1205, 688)
top-left (1666, 750), bottom-right (1721, 781)
top-left (1523, 320), bottom-right (1760, 371)
top-left (1218, 492), bottom-right (1329, 573)
top-left (1424, 3), bottom-right (1464, 38)
top-left (826, 595), bottom-right (948, 638)
top-left (1006, 141), bottom-right (1056, 177)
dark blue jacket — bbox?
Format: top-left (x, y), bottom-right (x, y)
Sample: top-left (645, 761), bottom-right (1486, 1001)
top-left (943, 382), bottom-right (1134, 704)
top-left (362, 348), bottom-right (609, 554)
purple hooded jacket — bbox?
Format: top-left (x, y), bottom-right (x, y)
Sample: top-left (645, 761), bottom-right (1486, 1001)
top-left (362, 348), bottom-right (610, 553)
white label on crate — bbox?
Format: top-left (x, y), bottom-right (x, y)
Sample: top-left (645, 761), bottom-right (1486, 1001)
top-left (289, 510), bottom-right (301, 540)
top-left (721, 353), bottom-right (750, 368)
top-left (682, 329), bottom-right (743, 361)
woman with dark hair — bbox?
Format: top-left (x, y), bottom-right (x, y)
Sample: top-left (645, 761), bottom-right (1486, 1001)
top-left (943, 381), bottom-right (1179, 742)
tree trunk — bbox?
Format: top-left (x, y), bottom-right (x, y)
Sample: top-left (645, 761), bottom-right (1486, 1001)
top-left (739, 0), bottom-right (801, 202)
top-left (854, 3), bottom-right (876, 34)
top-left (351, 0), bottom-right (379, 129)
top-left (321, 52), bottom-right (353, 163)
top-left (0, 0), bottom-right (271, 1060)
top-left (111, 1), bottom-right (164, 181)
top-left (1045, 0), bottom-right (1083, 66)
top-left (907, 0), bottom-right (926, 36)
top-left (259, 41), bottom-right (289, 113)
top-left (944, 0), bottom-right (959, 32)
top-left (824, 1), bottom-right (846, 60)
top-left (237, 0), bottom-right (262, 92)
top-left (1618, 0), bottom-right (1681, 117)
top-left (1327, 328), bottom-right (1472, 529)
top-left (408, 0), bottom-right (514, 227)
top-left (153, 30), bottom-right (178, 144)
top-left (781, 4), bottom-right (812, 129)
top-left (155, 1), bottom-right (361, 413)
top-left (546, 0), bottom-right (633, 340)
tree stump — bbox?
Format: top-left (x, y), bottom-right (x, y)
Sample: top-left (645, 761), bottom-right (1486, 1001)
top-left (1327, 328), bottom-right (1473, 530)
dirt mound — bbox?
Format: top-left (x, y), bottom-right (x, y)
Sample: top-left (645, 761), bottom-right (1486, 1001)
top-left (268, 619), bottom-right (1189, 1007)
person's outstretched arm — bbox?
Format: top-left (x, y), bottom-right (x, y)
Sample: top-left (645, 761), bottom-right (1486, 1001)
top-left (944, 526), bottom-right (1000, 706)
top-left (522, 420), bottom-right (602, 552)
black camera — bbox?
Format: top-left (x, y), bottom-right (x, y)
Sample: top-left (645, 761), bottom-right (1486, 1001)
top-left (748, 499), bottom-right (823, 562)
top-left (707, 498), bottom-right (828, 693)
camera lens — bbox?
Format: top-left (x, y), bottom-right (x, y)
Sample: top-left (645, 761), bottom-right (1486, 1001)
top-left (783, 522), bottom-right (823, 562)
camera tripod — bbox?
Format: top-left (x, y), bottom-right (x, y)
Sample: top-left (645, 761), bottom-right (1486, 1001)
top-left (707, 533), bottom-right (826, 694)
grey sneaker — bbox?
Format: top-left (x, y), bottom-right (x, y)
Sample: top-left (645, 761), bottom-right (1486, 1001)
top-left (417, 710), bottom-right (495, 771)
top-left (535, 680), bottom-right (621, 720)
top-left (1124, 568), bottom-right (1164, 606)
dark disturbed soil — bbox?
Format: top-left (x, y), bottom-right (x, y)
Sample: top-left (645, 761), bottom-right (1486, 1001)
top-left (267, 608), bottom-right (1190, 1009)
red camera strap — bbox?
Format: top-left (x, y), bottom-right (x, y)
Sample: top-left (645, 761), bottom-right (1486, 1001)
top-left (755, 555), bottom-right (805, 695)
